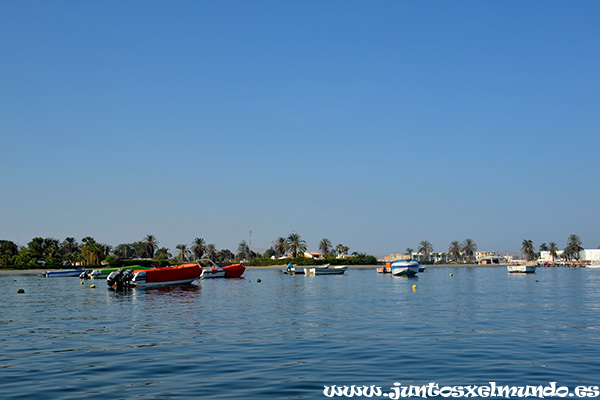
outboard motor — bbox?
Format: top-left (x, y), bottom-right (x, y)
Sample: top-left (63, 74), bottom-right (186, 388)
top-left (79, 270), bottom-right (90, 279)
top-left (107, 269), bottom-right (134, 289)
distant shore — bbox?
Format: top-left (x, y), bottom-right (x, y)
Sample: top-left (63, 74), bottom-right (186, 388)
top-left (0, 263), bottom-right (500, 275)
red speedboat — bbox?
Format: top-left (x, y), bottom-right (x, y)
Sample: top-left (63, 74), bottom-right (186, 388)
top-left (107, 263), bottom-right (202, 288)
top-left (201, 260), bottom-right (245, 279)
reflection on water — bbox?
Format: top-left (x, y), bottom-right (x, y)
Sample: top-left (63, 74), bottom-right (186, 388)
top-left (2, 267), bottom-right (600, 399)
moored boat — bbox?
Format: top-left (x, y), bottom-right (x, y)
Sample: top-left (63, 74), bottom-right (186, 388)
top-left (107, 263), bottom-right (202, 288)
top-left (390, 260), bottom-right (419, 277)
top-left (201, 262), bottom-right (245, 278)
top-left (304, 265), bottom-right (347, 275)
top-left (377, 263), bottom-right (392, 273)
top-left (282, 263), bottom-right (304, 275)
top-left (86, 265), bottom-right (142, 279)
top-left (507, 262), bottom-right (537, 273)
top-left (45, 269), bottom-right (85, 278)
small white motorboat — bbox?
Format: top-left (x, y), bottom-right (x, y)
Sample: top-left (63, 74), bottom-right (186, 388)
top-left (507, 262), bottom-right (537, 273)
top-left (390, 260), bottom-right (419, 276)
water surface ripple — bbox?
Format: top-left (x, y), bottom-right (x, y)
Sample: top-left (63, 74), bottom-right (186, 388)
top-left (1, 267), bottom-right (600, 399)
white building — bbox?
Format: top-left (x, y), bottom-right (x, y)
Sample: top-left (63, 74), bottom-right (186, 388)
top-left (539, 249), bottom-right (600, 262)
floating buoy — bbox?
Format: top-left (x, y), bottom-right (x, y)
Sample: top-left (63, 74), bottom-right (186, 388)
top-left (257, 279), bottom-right (261, 283)
top-left (17, 289), bottom-right (25, 294)
top-left (412, 284), bottom-right (417, 291)
top-left (449, 273), bottom-right (453, 277)
top-left (80, 281), bottom-right (84, 285)
top-left (90, 284), bottom-right (96, 288)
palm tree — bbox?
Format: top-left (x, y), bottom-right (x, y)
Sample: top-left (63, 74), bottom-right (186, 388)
top-left (319, 238), bottom-right (332, 256)
top-left (285, 233), bottom-right (307, 258)
top-left (448, 241), bottom-right (461, 262)
top-left (565, 234), bottom-right (583, 260)
top-left (539, 243), bottom-right (548, 252)
top-left (143, 235), bottom-right (158, 259)
top-left (461, 239), bottom-right (477, 262)
top-left (81, 236), bottom-right (102, 266)
top-left (60, 237), bottom-right (79, 255)
top-left (175, 244), bottom-right (190, 262)
top-left (548, 242), bottom-right (559, 264)
top-left (206, 244), bottom-right (217, 261)
top-left (335, 244), bottom-right (349, 257)
top-left (192, 237), bottom-right (206, 260)
top-left (418, 240), bottom-right (433, 262)
top-left (405, 248), bottom-right (414, 259)
top-left (521, 239), bottom-right (535, 261)
top-left (273, 237), bottom-right (286, 257)
top-left (154, 247), bottom-right (172, 260)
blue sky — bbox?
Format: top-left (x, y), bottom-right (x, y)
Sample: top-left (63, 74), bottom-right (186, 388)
top-left (1, 1), bottom-right (599, 256)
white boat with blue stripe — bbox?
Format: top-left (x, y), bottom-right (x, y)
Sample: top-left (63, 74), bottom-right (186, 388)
top-left (391, 260), bottom-right (420, 277)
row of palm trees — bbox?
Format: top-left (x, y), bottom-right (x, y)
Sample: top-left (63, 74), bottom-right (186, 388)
top-left (521, 234), bottom-right (584, 262)
top-left (403, 239), bottom-right (478, 262)
top-left (269, 234), bottom-right (350, 259)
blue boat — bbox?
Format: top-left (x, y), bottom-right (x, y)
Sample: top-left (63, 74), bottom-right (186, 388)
top-left (45, 269), bottom-right (85, 278)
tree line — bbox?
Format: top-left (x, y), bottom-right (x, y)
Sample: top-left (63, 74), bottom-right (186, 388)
top-left (0, 232), bottom-right (375, 268)
top-left (520, 234), bottom-right (587, 262)
top-left (401, 238), bottom-right (478, 263)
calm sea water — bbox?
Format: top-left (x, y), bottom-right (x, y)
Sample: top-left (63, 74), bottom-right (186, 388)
top-left (1, 266), bottom-right (600, 399)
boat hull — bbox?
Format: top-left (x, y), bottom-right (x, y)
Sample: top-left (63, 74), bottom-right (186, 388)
top-left (131, 263), bottom-right (201, 286)
top-left (45, 269), bottom-right (84, 278)
top-left (201, 263), bottom-right (245, 278)
top-left (282, 263), bottom-right (304, 275)
top-left (390, 260), bottom-right (419, 276)
top-left (507, 264), bottom-right (537, 273)
top-left (304, 266), bottom-right (347, 275)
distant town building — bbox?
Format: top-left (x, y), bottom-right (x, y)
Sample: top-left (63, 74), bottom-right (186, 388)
top-left (380, 253), bottom-right (412, 262)
top-left (539, 249), bottom-right (600, 263)
top-left (304, 251), bottom-right (323, 260)
top-left (476, 251), bottom-right (504, 264)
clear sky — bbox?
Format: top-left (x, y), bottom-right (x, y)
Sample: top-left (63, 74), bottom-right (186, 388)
top-left (1, 1), bottom-right (599, 256)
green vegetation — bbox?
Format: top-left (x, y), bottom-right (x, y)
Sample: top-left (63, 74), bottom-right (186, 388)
top-left (0, 231), bottom-right (378, 269)
top-left (2, 232), bottom-right (587, 270)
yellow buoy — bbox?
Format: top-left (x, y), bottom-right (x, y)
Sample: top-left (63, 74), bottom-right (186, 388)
top-left (80, 281), bottom-right (84, 285)
top-left (449, 273), bottom-right (453, 277)
top-left (90, 284), bottom-right (96, 288)
top-left (412, 284), bottom-right (417, 291)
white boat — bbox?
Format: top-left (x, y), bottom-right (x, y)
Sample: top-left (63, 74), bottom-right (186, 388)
top-left (390, 260), bottom-right (419, 276)
top-left (304, 265), bottom-right (347, 275)
top-left (587, 263), bottom-right (600, 269)
top-left (45, 269), bottom-right (84, 278)
top-left (507, 262), bottom-right (537, 273)
top-left (282, 263), bottom-right (304, 275)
